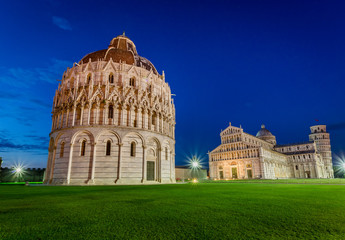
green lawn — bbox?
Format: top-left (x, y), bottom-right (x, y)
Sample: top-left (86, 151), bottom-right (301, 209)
top-left (1, 183), bottom-right (345, 240)
top-left (200, 178), bottom-right (345, 184)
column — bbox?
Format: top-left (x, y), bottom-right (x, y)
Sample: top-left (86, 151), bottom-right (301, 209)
top-left (148, 112), bottom-right (152, 130)
top-left (116, 143), bottom-right (123, 182)
top-left (96, 103), bottom-right (100, 125)
top-left (170, 152), bottom-right (175, 182)
top-left (80, 103), bottom-right (84, 126)
top-left (119, 107), bottom-right (123, 126)
top-left (48, 147), bottom-right (57, 183)
top-left (72, 105), bottom-right (76, 127)
top-left (65, 109), bottom-right (69, 127)
top-left (141, 145), bottom-right (146, 182)
top-left (137, 108), bottom-right (142, 128)
top-left (87, 106), bottom-right (91, 125)
top-left (122, 107), bottom-right (127, 126)
top-left (157, 147), bottom-right (161, 182)
top-left (112, 106), bottom-right (117, 125)
top-left (155, 115), bottom-right (159, 132)
top-left (67, 143), bottom-right (74, 184)
top-left (103, 103), bottom-right (108, 125)
top-left (91, 143), bottom-right (97, 183)
top-left (128, 106), bottom-right (133, 127)
top-left (143, 109), bottom-right (148, 129)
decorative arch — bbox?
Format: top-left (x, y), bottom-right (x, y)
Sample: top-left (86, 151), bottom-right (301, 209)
top-left (123, 131), bottom-right (145, 146)
top-left (95, 130), bottom-right (121, 144)
top-left (71, 130), bottom-right (94, 144)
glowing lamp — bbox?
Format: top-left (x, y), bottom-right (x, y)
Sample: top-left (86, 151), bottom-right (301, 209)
top-left (192, 162), bottom-right (199, 168)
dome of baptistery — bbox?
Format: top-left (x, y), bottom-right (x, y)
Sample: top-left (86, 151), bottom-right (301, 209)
top-left (44, 33), bottom-right (176, 185)
top-left (256, 124), bottom-right (276, 145)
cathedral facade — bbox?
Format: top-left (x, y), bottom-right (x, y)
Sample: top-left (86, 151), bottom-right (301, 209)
top-left (209, 123), bottom-right (333, 180)
top-left (44, 34), bottom-right (176, 185)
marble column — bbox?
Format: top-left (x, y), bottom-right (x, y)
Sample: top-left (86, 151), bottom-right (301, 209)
top-left (67, 143), bottom-right (74, 184)
top-left (91, 143), bottom-right (97, 183)
top-left (72, 105), bottom-right (76, 127)
top-left (116, 143), bottom-right (123, 182)
top-left (141, 145), bottom-right (146, 182)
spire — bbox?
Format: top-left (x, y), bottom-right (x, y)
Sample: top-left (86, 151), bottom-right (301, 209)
top-left (261, 124), bottom-right (265, 129)
top-left (122, 31), bottom-right (125, 36)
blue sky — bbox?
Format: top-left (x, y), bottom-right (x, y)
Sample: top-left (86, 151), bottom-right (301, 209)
top-left (1, 0), bottom-right (345, 168)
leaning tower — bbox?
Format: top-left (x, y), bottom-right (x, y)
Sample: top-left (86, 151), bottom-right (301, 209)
top-left (44, 34), bottom-right (176, 185)
top-left (309, 125), bottom-right (333, 178)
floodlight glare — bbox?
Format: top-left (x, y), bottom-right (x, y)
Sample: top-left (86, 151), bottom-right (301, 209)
top-left (15, 168), bottom-right (22, 173)
top-left (192, 162), bottom-right (199, 168)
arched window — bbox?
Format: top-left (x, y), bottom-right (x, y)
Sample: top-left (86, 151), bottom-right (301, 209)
top-left (60, 142), bottom-right (65, 158)
top-left (108, 105), bottom-right (114, 119)
top-left (130, 142), bottom-right (136, 157)
top-left (129, 77), bottom-right (135, 87)
top-left (106, 140), bottom-right (111, 156)
top-left (295, 165), bottom-right (298, 170)
top-left (109, 73), bottom-right (114, 84)
top-left (165, 147), bottom-right (168, 160)
top-left (81, 140), bottom-right (86, 156)
top-left (87, 74), bottom-right (91, 84)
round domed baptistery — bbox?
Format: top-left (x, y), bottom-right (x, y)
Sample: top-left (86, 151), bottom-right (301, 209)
top-left (44, 34), bottom-right (176, 185)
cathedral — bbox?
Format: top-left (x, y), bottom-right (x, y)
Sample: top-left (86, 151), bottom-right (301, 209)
top-left (44, 34), bottom-right (176, 185)
top-left (209, 123), bottom-right (333, 179)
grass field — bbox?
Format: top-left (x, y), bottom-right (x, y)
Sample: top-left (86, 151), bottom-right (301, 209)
top-left (200, 178), bottom-right (345, 184)
top-left (1, 182), bottom-right (345, 240)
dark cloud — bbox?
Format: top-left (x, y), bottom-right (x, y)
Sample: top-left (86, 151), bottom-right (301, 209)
top-left (24, 135), bottom-right (49, 144)
top-left (52, 16), bottom-right (72, 31)
top-left (0, 135), bottom-right (47, 152)
top-left (0, 59), bottom-right (72, 86)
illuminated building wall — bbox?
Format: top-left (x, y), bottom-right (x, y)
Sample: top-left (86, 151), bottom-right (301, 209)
top-left (45, 34), bottom-right (176, 185)
top-left (209, 123), bottom-right (333, 179)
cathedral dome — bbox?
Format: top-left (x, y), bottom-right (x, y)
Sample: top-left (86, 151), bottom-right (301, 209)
top-left (256, 124), bottom-right (276, 145)
top-left (256, 124), bottom-right (274, 137)
top-left (79, 34), bottom-right (158, 75)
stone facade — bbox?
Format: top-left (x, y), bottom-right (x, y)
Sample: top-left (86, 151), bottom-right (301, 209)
top-left (44, 34), bottom-right (176, 185)
top-left (209, 123), bottom-right (334, 180)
